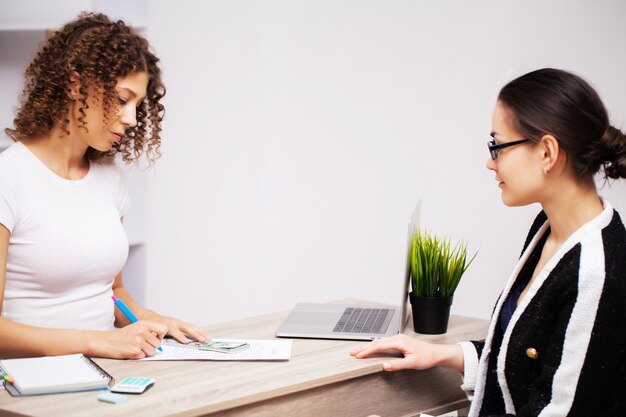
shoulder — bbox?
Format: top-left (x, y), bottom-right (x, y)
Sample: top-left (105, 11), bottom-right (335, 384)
top-left (585, 210), bottom-right (626, 324)
top-left (601, 209), bottom-right (626, 282)
top-left (585, 204), bottom-right (626, 259)
top-left (0, 142), bottom-right (30, 182)
top-left (0, 142), bottom-right (27, 166)
top-left (563, 207), bottom-right (626, 308)
top-left (90, 158), bottom-right (128, 181)
top-left (603, 209), bottom-right (626, 241)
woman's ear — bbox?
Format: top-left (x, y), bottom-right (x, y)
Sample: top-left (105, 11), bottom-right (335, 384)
top-left (539, 134), bottom-right (560, 175)
top-left (68, 71), bottom-right (81, 99)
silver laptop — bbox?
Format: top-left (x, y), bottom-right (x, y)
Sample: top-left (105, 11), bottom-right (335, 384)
top-left (276, 201), bottom-right (421, 341)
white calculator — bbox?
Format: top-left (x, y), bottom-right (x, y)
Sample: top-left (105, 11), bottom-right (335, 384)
top-left (110, 377), bottom-right (155, 394)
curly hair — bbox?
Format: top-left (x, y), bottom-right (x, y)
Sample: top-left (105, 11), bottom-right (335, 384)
top-left (4, 12), bottom-right (165, 163)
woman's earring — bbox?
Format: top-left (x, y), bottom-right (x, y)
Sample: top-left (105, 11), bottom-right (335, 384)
top-left (544, 167), bottom-right (549, 175)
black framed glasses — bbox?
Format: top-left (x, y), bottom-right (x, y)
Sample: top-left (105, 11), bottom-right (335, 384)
top-left (487, 138), bottom-right (532, 160)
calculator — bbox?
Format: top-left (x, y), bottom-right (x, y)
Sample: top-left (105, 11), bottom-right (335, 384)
top-left (110, 377), bottom-right (155, 394)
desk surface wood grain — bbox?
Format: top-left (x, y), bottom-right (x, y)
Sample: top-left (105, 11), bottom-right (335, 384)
top-left (0, 304), bottom-right (488, 417)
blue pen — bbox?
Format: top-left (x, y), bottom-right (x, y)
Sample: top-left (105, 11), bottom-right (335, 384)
top-left (112, 295), bottom-right (163, 352)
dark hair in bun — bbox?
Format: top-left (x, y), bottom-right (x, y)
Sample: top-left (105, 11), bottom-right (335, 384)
top-left (598, 126), bottom-right (626, 179)
top-left (497, 68), bottom-right (626, 180)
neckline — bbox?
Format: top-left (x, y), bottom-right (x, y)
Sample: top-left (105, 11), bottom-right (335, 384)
top-left (16, 141), bottom-right (93, 186)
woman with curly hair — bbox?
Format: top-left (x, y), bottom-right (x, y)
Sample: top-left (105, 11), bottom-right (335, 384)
top-left (0, 12), bottom-right (208, 359)
top-left (353, 68), bottom-right (626, 416)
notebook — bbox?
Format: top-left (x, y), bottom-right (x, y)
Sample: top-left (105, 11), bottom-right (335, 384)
top-left (275, 201), bottom-right (421, 341)
top-left (0, 354), bottom-right (113, 396)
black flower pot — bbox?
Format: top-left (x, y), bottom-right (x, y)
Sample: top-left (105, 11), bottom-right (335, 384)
top-left (409, 293), bottom-right (453, 334)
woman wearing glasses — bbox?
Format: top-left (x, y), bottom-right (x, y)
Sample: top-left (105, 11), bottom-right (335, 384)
top-left (352, 68), bottom-right (626, 416)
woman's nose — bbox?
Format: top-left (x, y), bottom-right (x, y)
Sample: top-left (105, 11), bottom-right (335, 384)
top-left (119, 106), bottom-right (137, 128)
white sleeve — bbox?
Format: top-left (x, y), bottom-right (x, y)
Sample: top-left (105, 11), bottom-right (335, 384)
top-left (0, 162), bottom-right (17, 233)
top-left (458, 341), bottom-right (480, 400)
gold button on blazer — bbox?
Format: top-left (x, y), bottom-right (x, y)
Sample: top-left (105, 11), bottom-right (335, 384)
top-left (526, 347), bottom-right (539, 360)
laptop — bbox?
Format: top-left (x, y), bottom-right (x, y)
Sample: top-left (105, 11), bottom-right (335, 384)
top-left (275, 201), bottom-right (421, 341)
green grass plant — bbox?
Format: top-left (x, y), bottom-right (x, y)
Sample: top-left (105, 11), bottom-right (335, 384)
top-left (410, 229), bottom-right (477, 298)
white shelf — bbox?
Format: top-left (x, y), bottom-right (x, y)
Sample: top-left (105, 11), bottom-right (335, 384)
top-left (0, 0), bottom-right (146, 32)
top-left (0, 0), bottom-right (90, 31)
top-left (0, 20), bottom-right (146, 32)
top-left (0, 24), bottom-right (60, 31)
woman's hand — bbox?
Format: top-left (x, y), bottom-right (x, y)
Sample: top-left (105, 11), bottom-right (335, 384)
top-left (350, 334), bottom-right (464, 372)
top-left (90, 320), bottom-right (168, 359)
top-left (111, 277), bottom-right (209, 345)
top-left (141, 312), bottom-right (210, 345)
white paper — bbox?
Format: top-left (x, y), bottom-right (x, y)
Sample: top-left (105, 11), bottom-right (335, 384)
top-left (138, 339), bottom-right (292, 361)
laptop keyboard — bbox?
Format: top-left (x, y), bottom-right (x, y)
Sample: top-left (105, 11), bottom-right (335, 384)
top-left (332, 307), bottom-right (392, 334)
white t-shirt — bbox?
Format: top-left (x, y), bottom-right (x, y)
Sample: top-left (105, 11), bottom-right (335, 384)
top-left (0, 142), bottom-right (130, 330)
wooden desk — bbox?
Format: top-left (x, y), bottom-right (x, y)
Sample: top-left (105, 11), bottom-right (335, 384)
top-left (0, 308), bottom-right (488, 417)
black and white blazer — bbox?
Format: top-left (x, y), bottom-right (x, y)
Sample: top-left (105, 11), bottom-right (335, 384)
top-left (459, 199), bottom-right (626, 416)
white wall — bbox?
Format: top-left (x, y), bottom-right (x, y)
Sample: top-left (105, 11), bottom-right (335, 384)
top-left (142, 0), bottom-right (626, 326)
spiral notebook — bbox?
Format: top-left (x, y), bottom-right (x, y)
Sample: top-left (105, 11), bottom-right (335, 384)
top-left (0, 354), bottom-right (113, 396)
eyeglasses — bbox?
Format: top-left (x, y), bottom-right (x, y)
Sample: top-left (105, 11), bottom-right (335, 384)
top-left (487, 138), bottom-right (532, 160)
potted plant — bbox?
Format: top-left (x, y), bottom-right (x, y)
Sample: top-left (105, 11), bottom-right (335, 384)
top-left (409, 229), bottom-right (477, 334)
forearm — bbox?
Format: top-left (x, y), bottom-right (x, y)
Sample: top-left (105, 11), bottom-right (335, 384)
top-left (434, 343), bottom-right (465, 372)
top-left (0, 317), bottom-right (99, 358)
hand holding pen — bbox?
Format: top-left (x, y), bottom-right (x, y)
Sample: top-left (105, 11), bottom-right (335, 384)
top-left (112, 296), bottom-right (164, 352)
